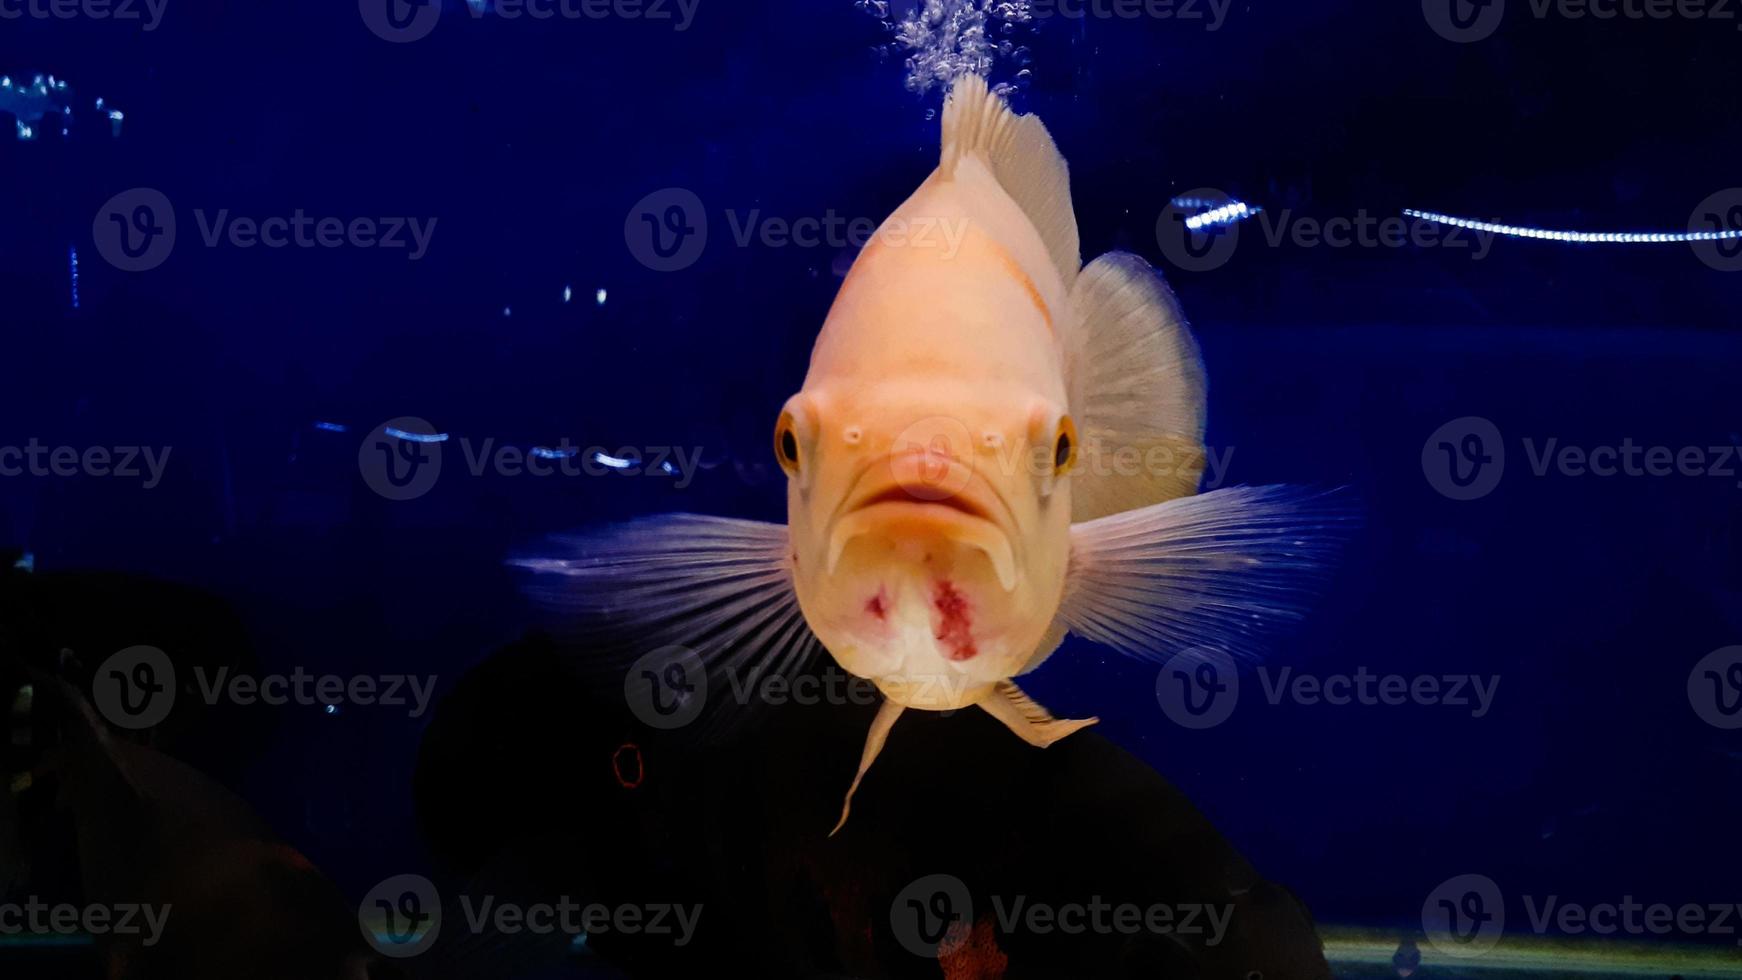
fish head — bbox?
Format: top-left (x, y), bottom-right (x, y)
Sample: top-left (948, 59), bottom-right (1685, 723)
top-left (777, 380), bottom-right (1078, 708)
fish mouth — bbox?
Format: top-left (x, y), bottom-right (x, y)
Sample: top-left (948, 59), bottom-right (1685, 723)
top-left (827, 452), bottom-right (1019, 591)
top-left (852, 484), bottom-right (994, 522)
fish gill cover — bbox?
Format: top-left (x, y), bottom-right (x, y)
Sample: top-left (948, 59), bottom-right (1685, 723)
top-left (858, 0), bottom-right (1036, 97)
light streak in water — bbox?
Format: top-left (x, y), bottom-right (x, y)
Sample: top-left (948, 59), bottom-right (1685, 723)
top-left (68, 246), bottom-right (79, 309)
top-left (312, 421), bottom-right (349, 433)
top-left (1180, 199), bottom-right (1260, 231)
top-left (384, 427), bottom-right (449, 443)
top-left (1404, 208), bottom-right (1742, 244)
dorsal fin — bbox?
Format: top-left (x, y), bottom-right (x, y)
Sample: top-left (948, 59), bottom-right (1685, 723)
top-left (939, 74), bottom-right (1080, 289)
top-left (1065, 251), bottom-right (1209, 523)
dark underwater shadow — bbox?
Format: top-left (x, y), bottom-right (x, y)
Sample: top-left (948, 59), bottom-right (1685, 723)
top-left (414, 633), bottom-right (1332, 980)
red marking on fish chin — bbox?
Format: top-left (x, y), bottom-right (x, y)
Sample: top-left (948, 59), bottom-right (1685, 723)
top-left (866, 588), bottom-right (889, 622)
top-left (933, 580), bottom-right (977, 660)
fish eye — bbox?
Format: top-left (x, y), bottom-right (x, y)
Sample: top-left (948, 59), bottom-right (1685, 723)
top-left (1052, 415), bottom-right (1078, 475)
top-left (775, 411), bottom-right (801, 475)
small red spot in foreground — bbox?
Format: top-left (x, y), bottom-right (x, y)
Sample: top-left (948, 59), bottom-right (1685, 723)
top-left (612, 742), bottom-right (645, 789)
top-left (866, 589), bottom-right (888, 621)
top-left (939, 917), bottom-right (1009, 980)
top-left (933, 580), bottom-right (977, 660)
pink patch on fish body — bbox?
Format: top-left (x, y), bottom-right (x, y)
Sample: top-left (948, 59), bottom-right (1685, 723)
top-left (933, 580), bottom-right (977, 660)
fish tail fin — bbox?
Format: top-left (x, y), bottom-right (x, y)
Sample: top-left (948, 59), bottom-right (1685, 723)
top-left (1065, 251), bottom-right (1209, 523)
top-left (939, 74), bottom-right (1080, 289)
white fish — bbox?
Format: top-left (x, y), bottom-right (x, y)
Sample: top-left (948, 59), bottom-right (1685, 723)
top-left (517, 76), bottom-right (1349, 834)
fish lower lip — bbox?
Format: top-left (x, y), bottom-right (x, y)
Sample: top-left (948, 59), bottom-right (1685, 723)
top-left (825, 504), bottom-right (1018, 593)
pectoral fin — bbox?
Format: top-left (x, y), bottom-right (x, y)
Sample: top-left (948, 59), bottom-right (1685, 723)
top-left (978, 680), bottom-right (1097, 748)
top-left (831, 698), bottom-right (906, 837)
top-left (1064, 251), bottom-right (1209, 524)
top-left (509, 514), bottom-right (822, 740)
top-left (1060, 485), bottom-right (1357, 664)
